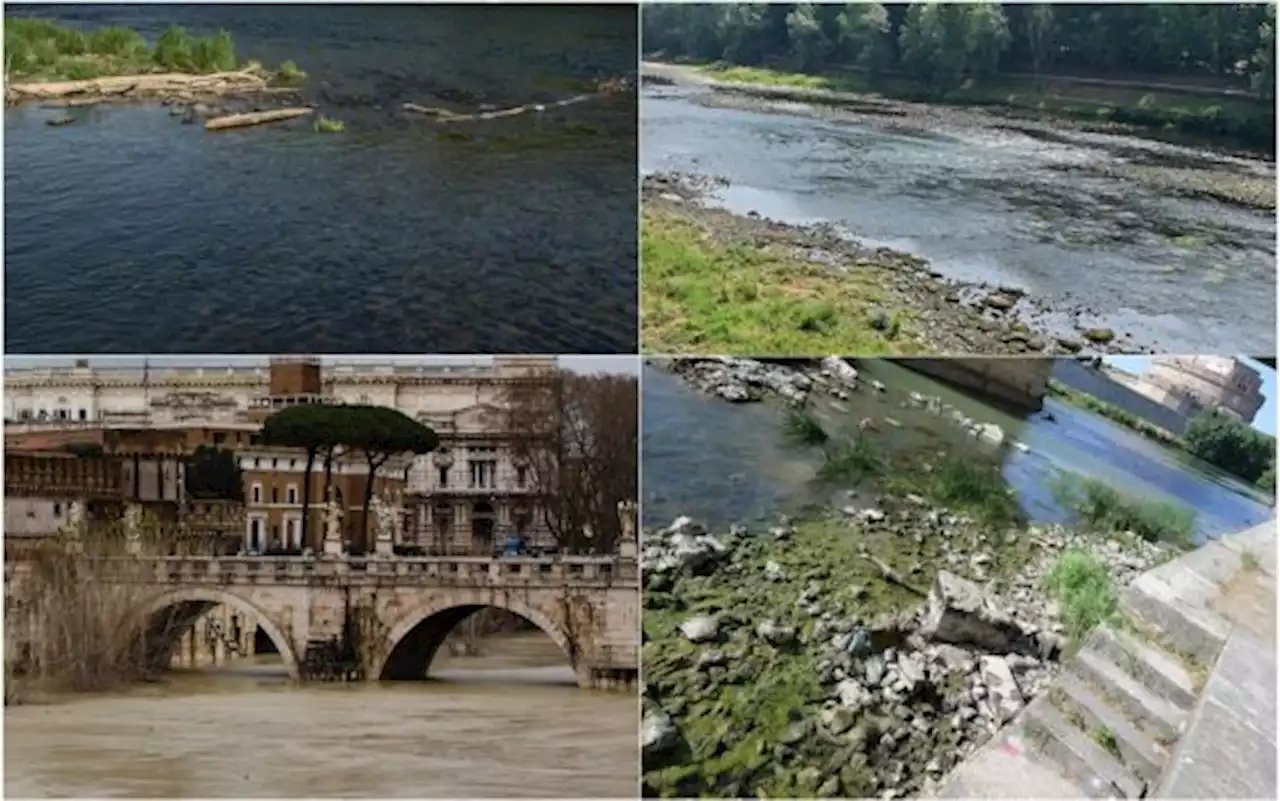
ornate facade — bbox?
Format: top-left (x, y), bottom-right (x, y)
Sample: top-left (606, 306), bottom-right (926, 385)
top-left (5, 357), bottom-right (562, 556)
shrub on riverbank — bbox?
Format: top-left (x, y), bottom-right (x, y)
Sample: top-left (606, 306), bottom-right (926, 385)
top-left (1054, 476), bottom-right (1196, 549)
top-left (1183, 408), bottom-right (1276, 486)
top-left (784, 408), bottom-right (828, 445)
top-left (5, 18), bottom-right (242, 81)
top-left (921, 455), bottom-right (1021, 527)
top-left (1045, 550), bottom-right (1117, 643)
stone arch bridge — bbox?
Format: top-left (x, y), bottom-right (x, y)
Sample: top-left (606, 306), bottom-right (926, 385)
top-left (84, 554), bottom-right (639, 688)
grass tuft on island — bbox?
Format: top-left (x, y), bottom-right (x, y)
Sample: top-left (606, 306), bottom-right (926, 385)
top-left (313, 115), bottom-right (345, 133)
top-left (643, 205), bottom-right (921, 355)
top-left (4, 18), bottom-right (286, 83)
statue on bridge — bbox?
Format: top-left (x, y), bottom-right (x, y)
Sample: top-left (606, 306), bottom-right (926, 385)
top-left (323, 484), bottom-right (345, 557)
top-left (371, 488), bottom-right (404, 557)
top-left (123, 503), bottom-right (144, 556)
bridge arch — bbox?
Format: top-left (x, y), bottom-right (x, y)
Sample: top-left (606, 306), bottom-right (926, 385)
top-left (136, 587), bottom-right (301, 680)
top-left (372, 589), bottom-right (580, 683)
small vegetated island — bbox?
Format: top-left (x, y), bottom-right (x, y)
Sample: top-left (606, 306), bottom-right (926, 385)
top-left (641, 357), bottom-right (1260, 798)
top-left (640, 3), bottom-right (1277, 356)
top-left (5, 18), bottom-right (635, 135)
top-left (4, 18), bottom-right (315, 131)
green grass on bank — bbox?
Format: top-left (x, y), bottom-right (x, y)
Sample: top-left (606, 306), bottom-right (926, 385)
top-left (1044, 549), bottom-right (1117, 643)
top-left (5, 18), bottom-right (242, 81)
top-left (1053, 475), bottom-right (1196, 549)
top-left (642, 208), bottom-right (920, 355)
top-left (693, 62), bottom-right (1274, 153)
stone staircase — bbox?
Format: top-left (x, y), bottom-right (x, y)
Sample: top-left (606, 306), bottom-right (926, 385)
top-left (1017, 619), bottom-right (1199, 797)
top-left (939, 521), bottom-right (1276, 799)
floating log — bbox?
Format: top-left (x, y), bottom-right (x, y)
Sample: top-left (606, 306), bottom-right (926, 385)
top-left (204, 107), bottom-right (314, 131)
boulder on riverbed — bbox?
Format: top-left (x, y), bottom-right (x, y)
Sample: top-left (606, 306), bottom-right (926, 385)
top-left (918, 571), bottom-right (1031, 653)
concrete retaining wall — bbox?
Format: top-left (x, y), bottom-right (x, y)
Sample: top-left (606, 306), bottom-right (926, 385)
top-left (1052, 359), bottom-right (1190, 435)
top-left (899, 358), bottom-right (1052, 413)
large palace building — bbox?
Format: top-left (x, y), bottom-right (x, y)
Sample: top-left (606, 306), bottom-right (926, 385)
top-left (4, 357), bottom-right (561, 555)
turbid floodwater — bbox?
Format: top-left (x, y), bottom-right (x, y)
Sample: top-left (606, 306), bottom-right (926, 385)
top-left (642, 362), bottom-right (1272, 543)
top-left (642, 73), bottom-right (1276, 355)
top-left (5, 5), bottom-right (638, 354)
top-left (4, 633), bottom-right (638, 798)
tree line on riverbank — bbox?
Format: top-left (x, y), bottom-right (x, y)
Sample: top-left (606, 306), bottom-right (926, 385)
top-left (643, 3), bottom-right (1276, 149)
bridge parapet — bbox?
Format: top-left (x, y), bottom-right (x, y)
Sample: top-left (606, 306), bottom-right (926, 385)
top-left (86, 554), bottom-right (639, 588)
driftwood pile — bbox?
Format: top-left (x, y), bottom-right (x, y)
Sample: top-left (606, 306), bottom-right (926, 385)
top-left (6, 69), bottom-right (271, 105)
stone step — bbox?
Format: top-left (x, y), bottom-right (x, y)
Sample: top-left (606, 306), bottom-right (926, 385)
top-left (1071, 646), bottom-right (1188, 745)
top-left (1054, 670), bottom-right (1170, 784)
top-left (1023, 697), bottom-right (1146, 798)
top-left (1120, 573), bottom-right (1230, 664)
top-left (1089, 625), bottom-right (1197, 711)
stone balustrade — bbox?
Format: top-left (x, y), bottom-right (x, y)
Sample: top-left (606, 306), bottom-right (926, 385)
top-left (83, 553), bottom-right (639, 588)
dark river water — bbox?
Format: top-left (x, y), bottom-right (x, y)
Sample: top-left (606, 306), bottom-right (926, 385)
top-left (642, 362), bottom-right (1273, 544)
top-left (642, 82), bottom-right (1277, 355)
top-left (5, 4), bottom-right (638, 354)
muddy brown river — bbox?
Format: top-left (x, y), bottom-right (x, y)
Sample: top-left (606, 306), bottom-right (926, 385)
top-left (4, 633), bottom-right (639, 798)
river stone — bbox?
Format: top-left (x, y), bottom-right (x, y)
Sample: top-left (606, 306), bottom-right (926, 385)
top-left (764, 560), bottom-right (785, 581)
top-left (978, 655), bottom-right (1024, 724)
top-left (679, 615), bottom-right (719, 643)
top-left (919, 571), bottom-right (1029, 652)
top-left (1083, 327), bottom-right (1116, 344)
top-left (821, 704), bottom-right (857, 735)
top-left (822, 356), bottom-right (858, 386)
top-left (642, 705), bottom-right (680, 756)
top-left (835, 679), bottom-right (873, 711)
top-left (984, 293), bottom-right (1017, 311)
top-left (757, 619), bottom-right (795, 646)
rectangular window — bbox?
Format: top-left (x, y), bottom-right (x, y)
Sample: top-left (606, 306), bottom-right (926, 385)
top-left (287, 485), bottom-right (298, 505)
top-left (78, 409), bottom-right (87, 421)
top-left (271, 487), bottom-right (279, 504)
top-left (251, 483), bottom-right (262, 504)
top-left (516, 466), bottom-right (527, 488)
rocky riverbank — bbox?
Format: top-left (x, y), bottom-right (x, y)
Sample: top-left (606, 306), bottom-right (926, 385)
top-left (662, 356), bottom-right (1027, 452)
top-left (641, 507), bottom-right (1174, 798)
top-left (644, 172), bottom-right (1146, 357)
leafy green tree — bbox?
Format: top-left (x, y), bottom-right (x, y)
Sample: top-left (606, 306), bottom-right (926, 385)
top-left (786, 4), bottom-right (831, 72)
top-left (184, 445), bottom-right (243, 501)
top-left (261, 405), bottom-right (348, 549)
top-left (1023, 4), bottom-right (1055, 75)
top-left (336, 406), bottom-right (438, 548)
top-left (836, 3), bottom-right (893, 77)
top-left (1252, 4), bottom-right (1276, 99)
top-left (1183, 409), bottom-right (1276, 484)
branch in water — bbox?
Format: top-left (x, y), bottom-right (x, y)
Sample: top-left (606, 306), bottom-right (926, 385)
top-left (401, 78), bottom-right (632, 124)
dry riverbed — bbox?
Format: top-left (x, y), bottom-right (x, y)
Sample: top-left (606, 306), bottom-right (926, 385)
top-left (644, 173), bottom-right (1145, 356)
top-left (641, 358), bottom-right (1177, 797)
